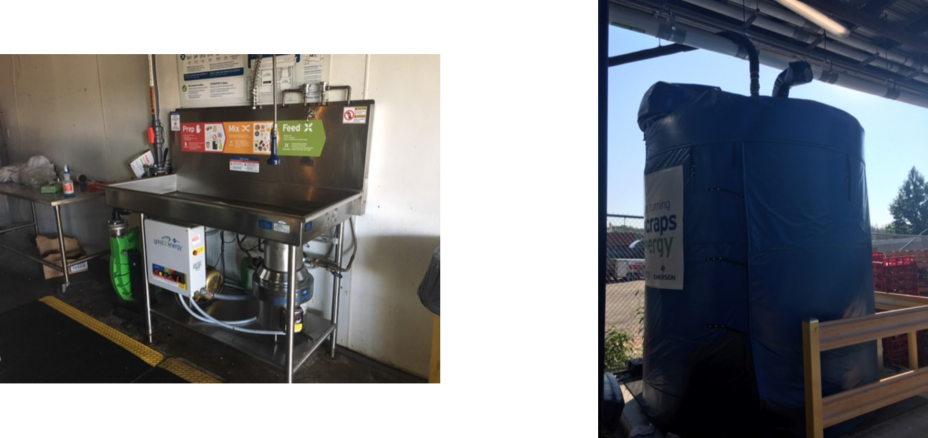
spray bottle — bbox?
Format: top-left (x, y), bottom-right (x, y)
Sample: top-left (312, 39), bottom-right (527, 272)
top-left (62, 165), bottom-right (75, 198)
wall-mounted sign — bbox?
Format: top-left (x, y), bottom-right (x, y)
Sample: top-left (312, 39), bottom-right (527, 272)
top-left (181, 120), bottom-right (326, 157)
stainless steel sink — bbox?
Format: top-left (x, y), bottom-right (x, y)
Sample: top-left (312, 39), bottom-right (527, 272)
top-left (105, 174), bottom-right (361, 245)
top-left (104, 102), bottom-right (375, 246)
top-left (102, 101), bottom-right (375, 383)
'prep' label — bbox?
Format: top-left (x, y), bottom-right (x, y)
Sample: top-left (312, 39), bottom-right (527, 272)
top-left (644, 166), bottom-right (684, 290)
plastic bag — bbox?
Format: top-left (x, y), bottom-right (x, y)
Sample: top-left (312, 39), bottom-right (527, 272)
top-left (20, 165), bottom-right (56, 187)
top-left (26, 155), bottom-right (51, 168)
top-left (20, 158), bottom-right (56, 187)
top-left (417, 247), bottom-right (440, 315)
top-left (0, 165), bottom-right (21, 183)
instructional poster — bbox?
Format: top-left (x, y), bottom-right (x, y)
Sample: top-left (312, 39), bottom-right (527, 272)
top-left (178, 54), bottom-right (329, 108)
top-left (180, 121), bottom-right (326, 157)
top-left (178, 55), bottom-right (246, 104)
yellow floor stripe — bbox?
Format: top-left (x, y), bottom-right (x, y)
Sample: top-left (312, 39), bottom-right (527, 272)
top-left (38, 296), bottom-right (164, 367)
top-left (158, 357), bottom-right (221, 383)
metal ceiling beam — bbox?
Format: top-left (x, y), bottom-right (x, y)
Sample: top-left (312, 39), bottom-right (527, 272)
top-left (904, 14), bottom-right (928, 37)
top-left (609, 43), bottom-right (698, 66)
top-left (800, 0), bottom-right (928, 52)
top-left (860, 0), bottom-right (899, 17)
top-left (608, 2), bottom-right (928, 109)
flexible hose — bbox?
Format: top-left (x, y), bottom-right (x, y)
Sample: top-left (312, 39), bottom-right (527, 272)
top-left (210, 292), bottom-right (254, 301)
top-left (772, 61), bottom-right (813, 98)
top-left (177, 294), bottom-right (282, 335)
top-left (175, 293), bottom-right (254, 324)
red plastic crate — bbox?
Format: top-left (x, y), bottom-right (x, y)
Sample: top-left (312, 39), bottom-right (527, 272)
top-left (885, 256), bottom-right (918, 267)
top-left (882, 330), bottom-right (928, 368)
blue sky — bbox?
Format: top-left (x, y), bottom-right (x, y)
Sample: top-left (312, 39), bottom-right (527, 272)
top-left (608, 27), bottom-right (928, 227)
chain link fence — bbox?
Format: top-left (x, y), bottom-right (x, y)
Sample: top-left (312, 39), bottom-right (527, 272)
top-left (872, 232), bottom-right (928, 253)
top-left (605, 214), bottom-right (646, 366)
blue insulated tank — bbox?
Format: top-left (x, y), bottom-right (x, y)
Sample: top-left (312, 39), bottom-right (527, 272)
top-left (637, 82), bottom-right (876, 437)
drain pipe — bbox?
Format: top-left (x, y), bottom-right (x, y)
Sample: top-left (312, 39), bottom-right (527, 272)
top-left (147, 55), bottom-right (167, 176)
top-left (717, 31), bottom-right (759, 97)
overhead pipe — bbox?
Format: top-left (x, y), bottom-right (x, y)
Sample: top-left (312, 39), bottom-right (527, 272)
top-left (608, 3), bottom-right (928, 109)
top-left (613, 0), bottom-right (928, 98)
top-left (682, 0), bottom-right (928, 86)
top-left (717, 31), bottom-right (760, 97)
top-left (721, 0), bottom-right (925, 72)
top-left (799, 0), bottom-right (928, 53)
top-left (773, 0), bottom-right (849, 38)
top-left (609, 43), bottom-right (698, 67)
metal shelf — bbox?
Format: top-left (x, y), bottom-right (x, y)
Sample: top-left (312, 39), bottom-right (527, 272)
top-left (151, 293), bottom-right (335, 373)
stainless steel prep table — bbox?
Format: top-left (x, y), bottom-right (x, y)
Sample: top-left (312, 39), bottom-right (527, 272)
top-left (0, 183), bottom-right (107, 292)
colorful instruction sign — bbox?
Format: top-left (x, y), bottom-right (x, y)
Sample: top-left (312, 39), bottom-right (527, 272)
top-left (181, 120), bottom-right (326, 157)
top-left (279, 121), bottom-right (326, 157)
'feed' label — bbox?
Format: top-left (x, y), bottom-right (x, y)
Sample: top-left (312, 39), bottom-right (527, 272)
top-left (644, 166), bottom-right (684, 290)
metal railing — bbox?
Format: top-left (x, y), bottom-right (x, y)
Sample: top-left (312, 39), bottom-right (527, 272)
top-left (803, 292), bottom-right (928, 438)
top-left (605, 214), bottom-right (646, 365)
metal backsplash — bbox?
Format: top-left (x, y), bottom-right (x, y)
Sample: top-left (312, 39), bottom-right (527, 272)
top-left (170, 101), bottom-right (374, 214)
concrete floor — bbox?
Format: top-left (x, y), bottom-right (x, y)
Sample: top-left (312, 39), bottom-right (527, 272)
top-left (0, 228), bottom-right (423, 383)
top-left (615, 366), bottom-right (928, 437)
top-left (843, 394), bottom-right (928, 438)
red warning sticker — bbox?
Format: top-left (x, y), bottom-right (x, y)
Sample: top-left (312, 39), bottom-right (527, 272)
top-left (343, 106), bottom-right (367, 124)
top-left (181, 123), bottom-right (205, 152)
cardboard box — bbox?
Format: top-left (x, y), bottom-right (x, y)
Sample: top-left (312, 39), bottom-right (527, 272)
top-left (35, 235), bottom-right (82, 258)
top-left (35, 235), bottom-right (87, 280)
top-left (42, 251), bottom-right (88, 280)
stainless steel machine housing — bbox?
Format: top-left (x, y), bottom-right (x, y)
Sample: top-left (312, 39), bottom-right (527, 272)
top-left (103, 101), bottom-right (374, 381)
top-left (253, 241), bottom-right (314, 331)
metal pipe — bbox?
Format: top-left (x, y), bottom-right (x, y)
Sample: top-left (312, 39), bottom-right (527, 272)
top-left (727, 0), bottom-right (924, 71)
top-left (268, 55), bottom-right (281, 166)
top-left (773, 0), bottom-right (849, 38)
top-left (53, 205), bottom-right (69, 289)
top-left (0, 241), bottom-right (73, 270)
top-left (330, 222), bottom-right (344, 358)
top-left (590, 0), bottom-right (614, 432)
top-left (0, 222), bottom-right (37, 235)
top-left (799, 0), bottom-right (928, 53)
top-left (324, 84), bottom-right (352, 105)
top-left (286, 243), bottom-right (298, 383)
top-left (609, 43), bottom-right (698, 66)
top-left (609, 3), bottom-right (928, 109)
top-left (683, 0), bottom-right (928, 86)
top-left (139, 213), bottom-right (153, 343)
top-left (717, 31), bottom-right (760, 97)
top-left (281, 84), bottom-right (310, 106)
top-left (30, 201), bottom-right (38, 236)
top-left (147, 55), bottom-right (166, 175)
